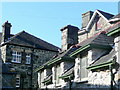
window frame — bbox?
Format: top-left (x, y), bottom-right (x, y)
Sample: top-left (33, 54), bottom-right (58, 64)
top-left (16, 75), bottom-right (20, 88)
top-left (25, 53), bottom-right (31, 64)
top-left (80, 55), bottom-right (88, 81)
top-left (11, 51), bottom-right (22, 63)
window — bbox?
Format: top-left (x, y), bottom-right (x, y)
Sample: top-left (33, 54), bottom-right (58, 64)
top-left (80, 56), bottom-right (88, 81)
top-left (56, 64), bottom-right (61, 84)
top-left (26, 54), bottom-right (31, 64)
top-left (12, 51), bottom-right (22, 63)
top-left (16, 75), bottom-right (20, 88)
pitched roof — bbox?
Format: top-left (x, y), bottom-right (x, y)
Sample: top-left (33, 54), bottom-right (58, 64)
top-left (45, 46), bottom-right (77, 65)
top-left (97, 10), bottom-right (114, 19)
top-left (70, 32), bottom-right (114, 57)
top-left (86, 10), bottom-right (114, 30)
top-left (60, 66), bottom-right (74, 79)
top-left (77, 32), bottom-right (114, 47)
top-left (2, 31), bottom-right (60, 52)
top-left (42, 74), bottom-right (52, 83)
top-left (35, 46), bottom-right (77, 72)
top-left (111, 13), bottom-right (120, 19)
top-left (0, 33), bottom-right (14, 44)
top-left (107, 21), bottom-right (120, 36)
top-left (89, 48), bottom-right (116, 67)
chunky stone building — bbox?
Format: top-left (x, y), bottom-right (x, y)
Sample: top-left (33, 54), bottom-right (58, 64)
top-left (37, 10), bottom-right (120, 90)
top-left (0, 21), bottom-right (60, 89)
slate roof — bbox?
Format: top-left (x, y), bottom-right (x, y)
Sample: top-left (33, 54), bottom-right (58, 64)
top-left (0, 33), bottom-right (14, 44)
top-left (76, 32), bottom-right (114, 47)
top-left (97, 10), bottom-right (114, 19)
top-left (2, 31), bottom-right (60, 52)
top-left (90, 48), bottom-right (116, 67)
top-left (111, 13), bottom-right (120, 19)
top-left (60, 66), bottom-right (74, 78)
top-left (36, 46), bottom-right (77, 71)
top-left (56, 46), bottom-right (78, 59)
top-left (42, 74), bottom-right (52, 83)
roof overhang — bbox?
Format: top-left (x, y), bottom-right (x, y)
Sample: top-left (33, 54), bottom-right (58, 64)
top-left (70, 44), bottom-right (112, 57)
top-left (42, 76), bottom-right (52, 84)
top-left (87, 60), bottom-right (115, 70)
top-left (59, 73), bottom-right (73, 79)
top-left (107, 27), bottom-right (120, 36)
top-left (35, 56), bottom-right (75, 72)
top-left (70, 44), bottom-right (90, 57)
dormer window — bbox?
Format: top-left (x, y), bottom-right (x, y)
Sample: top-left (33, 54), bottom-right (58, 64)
top-left (26, 54), bottom-right (31, 64)
top-left (11, 51), bottom-right (22, 63)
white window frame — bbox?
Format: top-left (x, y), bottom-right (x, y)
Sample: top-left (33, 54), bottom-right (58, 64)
top-left (16, 75), bottom-right (20, 88)
top-left (11, 51), bottom-right (22, 63)
top-left (26, 54), bottom-right (31, 64)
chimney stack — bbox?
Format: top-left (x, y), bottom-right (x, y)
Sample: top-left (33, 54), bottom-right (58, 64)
top-left (60, 25), bottom-right (79, 51)
top-left (82, 11), bottom-right (93, 29)
top-left (2, 21), bottom-right (12, 43)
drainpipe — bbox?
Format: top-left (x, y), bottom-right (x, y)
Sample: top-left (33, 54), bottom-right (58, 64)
top-left (109, 65), bottom-right (113, 90)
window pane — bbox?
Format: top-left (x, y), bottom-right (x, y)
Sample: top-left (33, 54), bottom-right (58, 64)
top-left (12, 51), bottom-right (21, 63)
top-left (80, 56), bottom-right (88, 80)
top-left (26, 54), bottom-right (31, 64)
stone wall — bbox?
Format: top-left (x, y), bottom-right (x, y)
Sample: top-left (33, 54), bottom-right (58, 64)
top-left (1, 45), bottom-right (7, 63)
top-left (33, 49), bottom-right (57, 88)
top-left (78, 31), bottom-right (88, 43)
top-left (114, 35), bottom-right (120, 87)
top-left (78, 15), bottom-right (111, 44)
top-left (88, 70), bottom-right (111, 86)
top-left (1, 44), bottom-right (58, 88)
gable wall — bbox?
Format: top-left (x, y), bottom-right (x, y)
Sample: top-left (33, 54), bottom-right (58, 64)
top-left (88, 16), bottom-right (110, 38)
top-left (78, 15), bottom-right (111, 44)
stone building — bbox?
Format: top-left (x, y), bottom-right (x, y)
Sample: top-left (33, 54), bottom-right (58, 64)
top-left (36, 10), bottom-right (120, 89)
top-left (0, 21), bottom-right (60, 89)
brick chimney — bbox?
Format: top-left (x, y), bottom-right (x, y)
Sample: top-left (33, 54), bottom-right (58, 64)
top-left (2, 21), bottom-right (12, 43)
top-left (60, 25), bottom-right (79, 51)
top-left (82, 11), bottom-right (93, 29)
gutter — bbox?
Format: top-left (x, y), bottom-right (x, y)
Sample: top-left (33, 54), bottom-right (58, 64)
top-left (70, 44), bottom-right (111, 57)
top-left (59, 73), bottom-right (73, 79)
top-left (107, 27), bottom-right (120, 36)
top-left (70, 44), bottom-right (90, 57)
top-left (87, 59), bottom-right (115, 70)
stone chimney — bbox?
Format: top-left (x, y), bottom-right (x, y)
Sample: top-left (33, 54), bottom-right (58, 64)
top-left (60, 25), bottom-right (79, 51)
top-left (82, 11), bottom-right (93, 29)
top-left (2, 21), bottom-right (12, 43)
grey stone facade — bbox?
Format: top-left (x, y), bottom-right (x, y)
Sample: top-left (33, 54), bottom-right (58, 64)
top-left (1, 21), bottom-right (59, 89)
top-left (37, 10), bottom-right (120, 90)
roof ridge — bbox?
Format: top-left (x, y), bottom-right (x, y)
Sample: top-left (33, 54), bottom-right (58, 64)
top-left (4, 30), bottom-right (60, 51)
top-left (97, 9), bottom-right (114, 16)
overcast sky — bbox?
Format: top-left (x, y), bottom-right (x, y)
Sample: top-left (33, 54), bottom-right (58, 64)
top-left (1, 2), bottom-right (119, 48)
